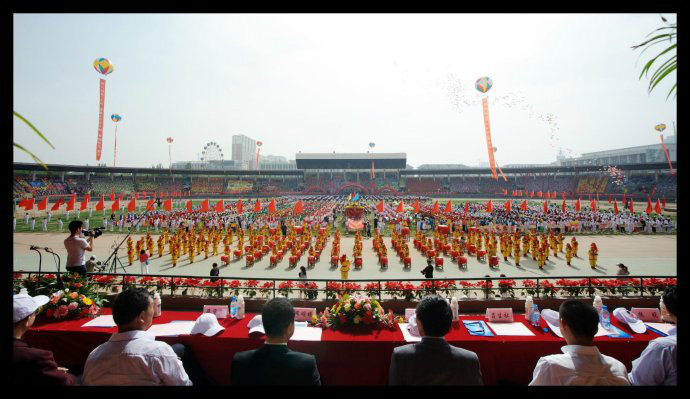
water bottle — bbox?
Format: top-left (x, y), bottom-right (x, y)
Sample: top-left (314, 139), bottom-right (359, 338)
top-left (659, 295), bottom-right (666, 321)
top-left (237, 295), bottom-right (245, 320)
top-left (451, 297), bottom-right (459, 322)
top-left (531, 304), bottom-right (540, 327)
top-left (593, 295), bottom-right (603, 315)
top-left (230, 297), bottom-right (238, 318)
top-left (19, 288), bottom-right (28, 296)
top-left (525, 296), bottom-right (534, 321)
top-left (600, 305), bottom-right (611, 330)
top-left (153, 292), bottom-right (162, 317)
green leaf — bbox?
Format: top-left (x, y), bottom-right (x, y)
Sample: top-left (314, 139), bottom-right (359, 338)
top-left (13, 111), bottom-right (55, 149)
top-left (14, 143), bottom-right (49, 171)
top-left (648, 56), bottom-right (676, 87)
top-left (649, 65), bottom-right (676, 93)
top-left (666, 83), bottom-right (677, 101)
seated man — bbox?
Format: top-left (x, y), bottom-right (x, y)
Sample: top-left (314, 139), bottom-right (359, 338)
top-left (13, 293), bottom-right (78, 385)
top-left (231, 298), bottom-right (321, 385)
top-left (388, 295), bottom-right (483, 385)
top-left (628, 286), bottom-right (677, 385)
top-left (529, 299), bottom-right (629, 385)
top-left (82, 288), bottom-right (194, 385)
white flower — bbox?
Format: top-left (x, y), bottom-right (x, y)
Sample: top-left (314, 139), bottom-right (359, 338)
top-left (343, 304), bottom-right (351, 312)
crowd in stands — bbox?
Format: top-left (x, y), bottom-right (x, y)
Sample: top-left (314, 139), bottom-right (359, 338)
top-left (89, 177), bottom-right (136, 196)
top-left (190, 178), bottom-right (225, 194)
top-left (576, 176), bottom-right (610, 194)
top-left (14, 287), bottom-right (677, 386)
top-left (14, 176), bottom-right (90, 199)
top-left (406, 178), bottom-right (445, 194)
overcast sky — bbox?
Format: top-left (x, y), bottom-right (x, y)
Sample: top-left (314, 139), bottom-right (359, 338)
top-left (13, 13), bottom-right (677, 168)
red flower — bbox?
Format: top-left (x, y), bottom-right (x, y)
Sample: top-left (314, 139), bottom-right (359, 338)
top-left (278, 281), bottom-right (293, 289)
top-left (460, 281), bottom-right (476, 288)
top-left (246, 280), bottom-right (260, 288)
top-left (522, 280), bottom-right (536, 288)
top-left (338, 314), bottom-right (347, 324)
top-left (261, 282), bottom-right (274, 289)
top-left (45, 309), bottom-right (54, 318)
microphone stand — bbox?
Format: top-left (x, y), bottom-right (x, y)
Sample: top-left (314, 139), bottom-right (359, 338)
top-left (44, 247), bottom-right (63, 289)
top-left (30, 246), bottom-right (42, 275)
top-left (99, 201), bottom-right (155, 274)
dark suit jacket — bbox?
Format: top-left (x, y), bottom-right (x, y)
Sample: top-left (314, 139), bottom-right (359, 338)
top-left (389, 337), bottom-right (483, 385)
top-left (231, 344), bottom-right (321, 385)
top-left (13, 339), bottom-right (76, 385)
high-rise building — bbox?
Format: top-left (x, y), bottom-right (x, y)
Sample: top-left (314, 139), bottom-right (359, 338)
top-left (232, 134), bottom-right (257, 169)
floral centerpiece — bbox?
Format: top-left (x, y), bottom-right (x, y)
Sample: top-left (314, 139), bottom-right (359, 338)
top-left (38, 273), bottom-right (107, 321)
top-left (309, 293), bottom-right (396, 330)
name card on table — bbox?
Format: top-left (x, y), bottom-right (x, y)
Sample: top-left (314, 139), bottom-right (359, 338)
top-left (294, 308), bottom-right (316, 322)
top-left (630, 308), bottom-right (662, 322)
top-left (486, 308), bottom-right (514, 322)
top-left (203, 305), bottom-right (228, 319)
top-left (405, 308), bottom-right (416, 322)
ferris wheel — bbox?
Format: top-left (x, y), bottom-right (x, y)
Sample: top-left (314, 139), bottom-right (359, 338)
top-left (201, 141), bottom-right (224, 163)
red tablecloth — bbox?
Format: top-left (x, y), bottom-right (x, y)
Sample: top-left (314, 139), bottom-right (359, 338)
top-left (24, 310), bottom-right (658, 386)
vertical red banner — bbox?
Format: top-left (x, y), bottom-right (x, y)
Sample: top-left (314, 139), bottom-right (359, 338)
top-left (659, 135), bottom-right (674, 175)
top-left (96, 78), bottom-right (105, 161)
top-left (482, 97), bottom-right (498, 180)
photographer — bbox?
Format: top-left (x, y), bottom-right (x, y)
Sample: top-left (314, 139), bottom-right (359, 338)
top-left (63, 220), bottom-right (95, 276)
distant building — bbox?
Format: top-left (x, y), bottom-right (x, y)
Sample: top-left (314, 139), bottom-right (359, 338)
top-left (232, 134), bottom-right (257, 169)
top-left (259, 155), bottom-right (297, 170)
top-left (417, 164), bottom-right (470, 169)
top-left (560, 138), bottom-right (677, 167)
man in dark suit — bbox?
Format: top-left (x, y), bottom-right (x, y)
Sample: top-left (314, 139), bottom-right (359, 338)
top-left (231, 298), bottom-right (321, 385)
top-left (389, 295), bottom-right (483, 385)
top-left (13, 293), bottom-right (77, 385)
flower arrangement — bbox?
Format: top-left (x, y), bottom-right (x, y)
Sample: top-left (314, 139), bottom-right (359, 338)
top-left (243, 280), bottom-right (260, 299)
top-left (180, 278), bottom-right (202, 296)
top-left (39, 274), bottom-right (106, 321)
top-left (228, 280), bottom-right (242, 296)
top-left (555, 279), bottom-right (589, 297)
top-left (202, 279), bottom-right (226, 298)
top-left (540, 280), bottom-right (558, 298)
top-left (309, 293), bottom-right (396, 330)
top-left (522, 280), bottom-right (539, 297)
top-left (476, 280), bottom-right (494, 297)
top-left (459, 281), bottom-right (475, 297)
top-left (278, 281), bottom-right (294, 297)
top-left (297, 282), bottom-right (319, 300)
top-left (20, 274), bottom-right (59, 296)
top-left (365, 282), bottom-right (381, 299)
top-left (497, 279), bottom-right (517, 298)
top-left (259, 281), bottom-right (274, 299)
top-left (325, 282), bottom-right (342, 300)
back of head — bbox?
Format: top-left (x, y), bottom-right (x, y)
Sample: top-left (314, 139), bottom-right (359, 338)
top-left (112, 288), bottom-right (151, 326)
top-left (416, 295), bottom-right (452, 337)
top-left (68, 220), bottom-right (83, 235)
top-left (663, 286), bottom-right (677, 317)
top-left (559, 300), bottom-right (599, 340)
top-left (261, 298), bottom-right (295, 338)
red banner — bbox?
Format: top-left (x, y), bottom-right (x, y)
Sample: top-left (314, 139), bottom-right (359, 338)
top-left (659, 135), bottom-right (674, 175)
top-left (96, 78), bottom-right (105, 161)
top-left (482, 97), bottom-right (498, 180)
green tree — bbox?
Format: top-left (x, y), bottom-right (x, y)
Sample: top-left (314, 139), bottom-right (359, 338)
top-left (632, 15), bottom-right (676, 100)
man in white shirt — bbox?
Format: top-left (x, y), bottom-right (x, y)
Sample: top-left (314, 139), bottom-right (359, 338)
top-left (628, 286), bottom-right (677, 385)
top-left (64, 220), bottom-right (94, 276)
top-left (529, 299), bottom-right (630, 386)
top-left (82, 288), bottom-right (197, 386)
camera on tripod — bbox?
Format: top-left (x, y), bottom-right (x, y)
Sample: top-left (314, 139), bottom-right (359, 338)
top-left (83, 227), bottom-right (104, 238)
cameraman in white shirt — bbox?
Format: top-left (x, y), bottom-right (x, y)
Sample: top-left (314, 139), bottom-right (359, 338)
top-left (529, 300), bottom-right (629, 386)
top-left (63, 220), bottom-right (93, 277)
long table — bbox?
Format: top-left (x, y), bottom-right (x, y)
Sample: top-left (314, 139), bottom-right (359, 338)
top-left (24, 309), bottom-right (660, 385)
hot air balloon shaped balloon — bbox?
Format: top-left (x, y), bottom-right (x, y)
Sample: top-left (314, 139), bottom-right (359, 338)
top-left (166, 137), bottom-right (174, 170)
top-left (369, 142), bottom-right (376, 180)
top-left (476, 76), bottom-right (498, 180)
top-left (655, 123), bottom-right (674, 175)
top-left (256, 141), bottom-right (263, 169)
top-left (111, 114), bottom-right (122, 167)
top-left (93, 58), bottom-right (114, 161)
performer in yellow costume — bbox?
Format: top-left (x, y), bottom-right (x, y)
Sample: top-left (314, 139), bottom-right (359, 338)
top-left (588, 243), bottom-right (598, 269)
top-left (157, 236), bottom-right (164, 257)
top-left (571, 237), bottom-right (579, 257)
top-left (565, 243), bottom-right (573, 266)
top-left (557, 233), bottom-right (565, 253)
top-left (513, 240), bottom-right (521, 266)
top-left (340, 257), bottom-right (351, 280)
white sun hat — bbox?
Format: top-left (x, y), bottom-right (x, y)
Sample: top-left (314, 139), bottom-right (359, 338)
top-left (540, 309), bottom-right (564, 337)
top-left (247, 314), bottom-right (265, 337)
top-left (13, 293), bottom-right (50, 323)
top-left (191, 313), bottom-right (225, 337)
top-left (613, 307), bottom-right (646, 334)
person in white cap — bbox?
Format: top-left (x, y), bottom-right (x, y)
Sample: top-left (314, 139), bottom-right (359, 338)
top-left (628, 286), bottom-right (677, 385)
top-left (13, 293), bottom-right (77, 385)
top-left (529, 300), bottom-right (630, 385)
top-left (81, 288), bottom-right (193, 386)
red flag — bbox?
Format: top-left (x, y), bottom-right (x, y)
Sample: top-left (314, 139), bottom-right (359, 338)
top-left (543, 200), bottom-right (548, 213)
top-left (562, 192), bottom-right (566, 200)
top-left (444, 200), bottom-right (452, 214)
top-left (521, 200), bottom-right (527, 212)
top-left (486, 200), bottom-right (493, 213)
top-left (413, 200), bottom-right (419, 214)
top-left (294, 200), bottom-right (303, 214)
top-left (502, 188), bottom-right (508, 196)
top-left (146, 199), bottom-right (154, 211)
top-left (134, 193), bottom-right (139, 200)
top-left (164, 199), bottom-right (172, 211)
top-left (622, 193), bottom-right (627, 205)
top-left (376, 200), bottom-right (384, 213)
top-left (432, 201), bottom-right (439, 214)
top-left (51, 198), bottom-right (63, 211)
top-left (24, 198), bottom-right (35, 210)
top-left (127, 198), bottom-right (136, 212)
top-left (591, 200), bottom-right (597, 212)
top-left (662, 196), bottom-right (666, 208)
top-left (215, 199), bottom-right (224, 212)
top-left (37, 197), bottom-right (48, 211)
top-left (537, 191), bottom-right (542, 198)
top-left (464, 201), bottom-right (469, 214)
top-left (608, 194), bottom-right (611, 204)
top-left (18, 198), bottom-right (27, 208)
top-left (545, 191), bottom-right (550, 199)
top-left (530, 191), bottom-right (534, 198)
top-left (561, 200), bottom-right (566, 213)
top-left (505, 200), bottom-right (511, 211)
top-left (80, 195), bottom-right (89, 211)
top-left (201, 199), bottom-right (209, 212)
top-left (254, 199), bottom-right (261, 213)
top-left (186, 200), bottom-right (193, 212)
top-left (646, 197), bottom-right (652, 215)
top-left (112, 199), bottom-right (120, 212)
top-left (268, 199), bottom-right (276, 214)
top-left (629, 199), bottom-right (634, 214)
top-left (613, 200), bottom-right (619, 214)
top-left (66, 195), bottom-right (76, 211)
top-left (575, 198), bottom-right (580, 212)
top-left (396, 201), bottom-right (404, 213)
top-left (654, 199), bottom-right (661, 214)
top-left (95, 195), bottom-right (104, 211)
top-left (237, 199), bottom-right (243, 214)
top-left (110, 193), bottom-right (115, 201)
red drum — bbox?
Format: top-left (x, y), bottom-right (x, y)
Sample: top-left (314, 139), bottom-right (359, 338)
top-left (270, 256), bottom-right (277, 266)
top-left (468, 245), bottom-right (477, 255)
top-left (355, 258), bottom-right (363, 267)
top-left (380, 257), bottom-right (388, 267)
top-left (489, 256), bottom-right (499, 267)
top-left (233, 250), bottom-right (242, 259)
top-left (435, 257), bottom-right (444, 267)
top-left (458, 256), bottom-right (468, 268)
top-left (404, 257), bottom-right (411, 267)
top-left (477, 250), bottom-right (487, 261)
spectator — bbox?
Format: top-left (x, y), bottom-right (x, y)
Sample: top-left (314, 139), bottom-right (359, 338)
top-left (13, 293), bottom-right (78, 385)
top-left (298, 266), bottom-right (307, 279)
top-left (389, 295), bottom-right (482, 385)
top-left (529, 300), bottom-right (629, 385)
top-left (139, 250), bottom-right (149, 275)
top-left (231, 298), bottom-right (321, 385)
top-left (210, 263), bottom-right (220, 282)
top-left (82, 288), bottom-right (202, 385)
top-left (628, 286), bottom-right (677, 385)
top-left (85, 256), bottom-right (98, 274)
top-left (616, 263), bottom-right (629, 276)
top-left (421, 258), bottom-right (434, 279)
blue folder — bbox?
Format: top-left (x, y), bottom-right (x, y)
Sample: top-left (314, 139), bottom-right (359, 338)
top-left (462, 320), bottom-right (495, 337)
top-left (605, 325), bottom-right (632, 339)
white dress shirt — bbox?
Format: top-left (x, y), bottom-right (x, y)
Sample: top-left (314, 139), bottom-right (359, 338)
top-left (82, 330), bottom-right (192, 386)
top-left (628, 327), bottom-right (677, 386)
top-left (529, 345), bottom-right (630, 386)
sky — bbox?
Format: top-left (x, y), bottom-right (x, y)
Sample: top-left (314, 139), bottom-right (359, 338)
top-left (13, 13), bottom-right (677, 168)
